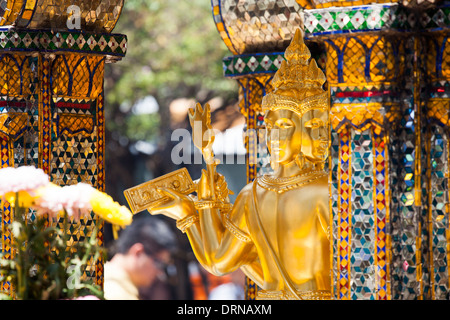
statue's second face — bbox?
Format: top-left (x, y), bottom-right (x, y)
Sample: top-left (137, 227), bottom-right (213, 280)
top-left (265, 108), bottom-right (328, 165)
top-left (300, 109), bottom-right (329, 163)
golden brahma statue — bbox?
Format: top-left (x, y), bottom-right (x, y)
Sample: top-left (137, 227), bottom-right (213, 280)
top-left (150, 29), bottom-right (331, 300)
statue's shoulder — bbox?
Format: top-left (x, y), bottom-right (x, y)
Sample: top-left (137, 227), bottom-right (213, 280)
top-left (236, 182), bottom-right (254, 200)
top-left (305, 174), bottom-right (329, 195)
top-left (231, 181), bottom-right (258, 211)
top-left (242, 181), bottom-right (254, 192)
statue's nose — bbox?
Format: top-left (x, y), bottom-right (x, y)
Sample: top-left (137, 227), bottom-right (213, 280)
top-left (318, 127), bottom-right (327, 140)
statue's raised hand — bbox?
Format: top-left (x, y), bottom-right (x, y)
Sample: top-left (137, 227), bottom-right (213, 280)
top-left (198, 169), bottom-right (233, 202)
top-left (188, 103), bottom-right (215, 164)
top-left (149, 187), bottom-right (195, 221)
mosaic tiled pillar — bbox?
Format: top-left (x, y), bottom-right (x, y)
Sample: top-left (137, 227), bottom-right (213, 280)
top-left (1, 135), bottom-right (12, 294)
top-left (324, 30), bottom-right (404, 300)
top-left (421, 30), bottom-right (450, 300)
top-left (393, 36), bottom-right (421, 300)
top-left (0, 2), bottom-right (127, 297)
top-left (311, 10), bottom-right (450, 299)
top-left (306, 6), bottom-right (435, 301)
top-left (213, 0), bottom-right (450, 300)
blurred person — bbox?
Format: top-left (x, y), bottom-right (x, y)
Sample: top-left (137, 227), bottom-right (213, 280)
top-left (104, 215), bottom-right (176, 300)
top-left (138, 277), bottom-right (173, 300)
top-left (208, 269), bottom-right (245, 300)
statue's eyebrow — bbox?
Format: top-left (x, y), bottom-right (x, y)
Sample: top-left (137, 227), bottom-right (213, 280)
top-left (275, 117), bottom-right (293, 123)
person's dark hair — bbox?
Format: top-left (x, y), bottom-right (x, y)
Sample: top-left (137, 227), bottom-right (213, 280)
top-left (114, 215), bottom-right (177, 256)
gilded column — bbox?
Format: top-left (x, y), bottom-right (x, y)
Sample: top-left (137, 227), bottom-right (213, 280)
top-left (211, 0), bottom-right (450, 300)
top-left (0, 0), bottom-right (127, 295)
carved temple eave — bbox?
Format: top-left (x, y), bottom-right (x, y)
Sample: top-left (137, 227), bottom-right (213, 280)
top-left (331, 103), bottom-right (402, 135)
top-left (0, 0), bottom-right (125, 33)
top-left (0, 28), bottom-right (127, 63)
top-left (303, 3), bottom-right (450, 38)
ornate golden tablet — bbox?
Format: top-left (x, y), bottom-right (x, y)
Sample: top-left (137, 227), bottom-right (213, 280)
top-left (123, 168), bottom-right (196, 213)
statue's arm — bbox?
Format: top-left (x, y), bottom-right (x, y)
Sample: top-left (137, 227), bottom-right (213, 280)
top-left (315, 194), bottom-right (330, 240)
top-left (151, 180), bottom-right (259, 277)
top-left (185, 185), bottom-right (258, 276)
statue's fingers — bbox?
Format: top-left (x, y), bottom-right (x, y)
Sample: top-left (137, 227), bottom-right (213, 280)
top-left (156, 187), bottom-right (182, 199)
top-left (196, 102), bottom-right (203, 114)
top-left (220, 183), bottom-right (232, 197)
top-left (148, 207), bottom-right (179, 220)
top-left (204, 103), bottom-right (210, 115)
top-left (215, 178), bottom-right (226, 192)
top-left (215, 172), bottom-right (224, 183)
top-left (188, 108), bottom-right (195, 119)
top-left (149, 201), bottom-right (174, 212)
top-left (215, 178), bottom-right (228, 195)
top-left (217, 178), bottom-right (234, 195)
top-left (193, 178), bottom-right (200, 190)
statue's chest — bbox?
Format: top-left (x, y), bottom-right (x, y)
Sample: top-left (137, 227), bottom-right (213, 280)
top-left (252, 188), bottom-right (314, 236)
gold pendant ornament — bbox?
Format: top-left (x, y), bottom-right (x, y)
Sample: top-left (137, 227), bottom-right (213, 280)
top-left (257, 170), bottom-right (327, 194)
top-left (138, 28), bottom-right (332, 300)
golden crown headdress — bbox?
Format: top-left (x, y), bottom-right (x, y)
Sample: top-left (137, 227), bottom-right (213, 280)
top-left (262, 29), bottom-right (329, 116)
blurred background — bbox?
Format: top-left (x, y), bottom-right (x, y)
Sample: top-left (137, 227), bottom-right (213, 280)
top-left (103, 0), bottom-right (247, 300)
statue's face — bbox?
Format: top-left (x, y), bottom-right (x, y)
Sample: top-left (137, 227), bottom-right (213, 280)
top-left (265, 109), bottom-right (302, 165)
top-left (300, 109), bottom-right (329, 163)
top-left (265, 108), bottom-right (328, 165)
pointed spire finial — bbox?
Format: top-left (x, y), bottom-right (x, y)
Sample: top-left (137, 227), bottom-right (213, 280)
top-left (261, 28), bottom-right (329, 116)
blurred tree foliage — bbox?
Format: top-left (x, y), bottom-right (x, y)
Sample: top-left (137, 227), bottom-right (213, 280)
top-left (103, 0), bottom-right (237, 199)
top-left (102, 0), bottom-right (238, 299)
top-left (105, 0), bottom-right (236, 143)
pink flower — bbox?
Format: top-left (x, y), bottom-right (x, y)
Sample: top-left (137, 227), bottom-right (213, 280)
top-left (34, 183), bottom-right (65, 217)
top-left (0, 166), bottom-right (50, 207)
top-left (0, 166), bottom-right (49, 196)
top-left (34, 183), bottom-right (96, 220)
top-left (60, 183), bottom-right (96, 219)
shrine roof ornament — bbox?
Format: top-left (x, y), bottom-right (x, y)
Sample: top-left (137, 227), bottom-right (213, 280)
top-left (0, 0), bottom-right (124, 33)
top-left (0, 0), bottom-right (127, 61)
top-left (262, 29), bottom-right (328, 116)
top-left (212, 0), bottom-right (447, 55)
top-left (0, 29), bottom-right (127, 59)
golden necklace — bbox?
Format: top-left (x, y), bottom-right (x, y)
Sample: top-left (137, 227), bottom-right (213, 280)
top-left (256, 170), bottom-right (327, 194)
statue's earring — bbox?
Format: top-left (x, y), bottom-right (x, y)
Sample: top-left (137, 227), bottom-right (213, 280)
top-left (270, 156), bottom-right (279, 171)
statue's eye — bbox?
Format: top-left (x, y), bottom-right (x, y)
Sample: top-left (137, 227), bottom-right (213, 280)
top-left (275, 119), bottom-right (293, 129)
top-left (279, 123), bottom-right (291, 129)
top-left (306, 119), bottom-right (323, 129)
